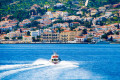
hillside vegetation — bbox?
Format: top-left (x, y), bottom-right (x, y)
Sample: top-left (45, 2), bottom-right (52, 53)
top-left (0, 0), bottom-right (120, 21)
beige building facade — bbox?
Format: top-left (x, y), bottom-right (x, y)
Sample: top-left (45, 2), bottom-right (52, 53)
top-left (23, 36), bottom-right (32, 43)
top-left (60, 31), bottom-right (82, 42)
top-left (41, 32), bottom-right (60, 42)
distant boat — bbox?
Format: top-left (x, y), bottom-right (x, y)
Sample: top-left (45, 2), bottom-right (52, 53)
top-left (50, 52), bottom-right (61, 64)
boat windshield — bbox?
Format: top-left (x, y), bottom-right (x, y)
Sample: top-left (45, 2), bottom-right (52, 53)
top-left (52, 59), bottom-right (58, 61)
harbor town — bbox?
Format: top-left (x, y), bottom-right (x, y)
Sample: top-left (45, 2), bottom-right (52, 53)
top-left (0, 1), bottom-right (120, 44)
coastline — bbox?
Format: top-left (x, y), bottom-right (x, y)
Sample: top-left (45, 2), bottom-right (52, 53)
top-left (0, 42), bottom-right (89, 44)
top-left (0, 42), bottom-right (116, 44)
top-left (0, 41), bottom-right (120, 44)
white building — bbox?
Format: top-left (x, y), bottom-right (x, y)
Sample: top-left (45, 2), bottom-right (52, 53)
top-left (99, 7), bottom-right (106, 12)
top-left (30, 30), bottom-right (41, 38)
top-left (75, 36), bottom-right (86, 43)
top-left (105, 12), bottom-right (112, 18)
top-left (54, 3), bottom-right (64, 7)
top-left (30, 31), bottom-right (38, 38)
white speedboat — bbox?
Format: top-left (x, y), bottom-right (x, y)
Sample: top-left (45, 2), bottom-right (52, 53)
top-left (50, 52), bottom-right (61, 64)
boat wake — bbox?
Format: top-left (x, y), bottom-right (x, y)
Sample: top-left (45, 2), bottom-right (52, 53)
top-left (0, 59), bottom-right (103, 80)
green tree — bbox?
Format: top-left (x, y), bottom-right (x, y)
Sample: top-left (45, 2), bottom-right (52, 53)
top-left (13, 10), bottom-right (30, 21)
top-left (107, 31), bottom-right (114, 35)
top-left (37, 35), bottom-right (40, 39)
top-left (32, 37), bottom-right (35, 42)
top-left (109, 36), bottom-right (113, 41)
top-left (5, 30), bottom-right (10, 34)
top-left (27, 31), bottom-right (30, 36)
top-left (18, 36), bottom-right (22, 39)
top-left (85, 38), bottom-right (92, 42)
top-left (117, 24), bottom-right (120, 29)
top-left (0, 29), bottom-right (1, 34)
top-left (82, 29), bottom-right (87, 34)
top-left (116, 31), bottom-right (119, 35)
top-left (4, 37), bottom-right (9, 40)
top-left (12, 37), bottom-right (16, 40)
top-left (101, 33), bottom-right (108, 39)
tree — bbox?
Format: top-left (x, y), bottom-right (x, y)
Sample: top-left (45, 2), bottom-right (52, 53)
top-left (13, 10), bottom-right (30, 21)
top-left (31, 21), bottom-right (39, 27)
top-left (0, 29), bottom-right (1, 34)
top-left (37, 36), bottom-right (40, 39)
top-left (37, 8), bottom-right (46, 15)
top-left (117, 24), bottom-right (120, 29)
top-left (82, 29), bottom-right (87, 34)
top-left (116, 31), bottom-right (119, 35)
top-left (4, 37), bottom-right (9, 40)
top-left (109, 36), bottom-right (113, 41)
top-left (27, 31), bottom-right (30, 36)
top-left (70, 27), bottom-right (75, 31)
top-left (78, 28), bottom-right (81, 31)
top-left (5, 29), bottom-right (10, 34)
top-left (18, 36), bottom-right (22, 39)
top-left (12, 37), bottom-right (16, 40)
top-left (90, 29), bottom-right (93, 31)
top-left (85, 38), bottom-right (92, 42)
top-left (107, 31), bottom-right (114, 35)
top-left (8, 16), bottom-right (14, 20)
top-left (101, 33), bottom-right (108, 39)
top-left (32, 37), bottom-right (35, 42)
top-left (20, 29), bottom-right (22, 33)
top-left (68, 1), bottom-right (72, 9)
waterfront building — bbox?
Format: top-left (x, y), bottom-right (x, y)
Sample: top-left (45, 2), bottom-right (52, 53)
top-left (23, 36), bottom-right (32, 43)
top-left (6, 31), bottom-right (25, 40)
top-left (60, 30), bottom-right (82, 42)
top-left (41, 32), bottom-right (60, 42)
top-left (30, 30), bottom-right (40, 39)
top-left (60, 30), bottom-right (76, 42)
top-left (75, 36), bottom-right (86, 43)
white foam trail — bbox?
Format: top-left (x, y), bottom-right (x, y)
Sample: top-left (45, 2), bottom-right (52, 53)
top-left (32, 59), bottom-right (52, 65)
top-left (54, 61), bottom-right (79, 69)
top-left (16, 61), bottom-right (79, 80)
top-left (0, 64), bottom-right (49, 79)
top-left (0, 59), bottom-right (50, 70)
top-left (0, 64), bottom-right (30, 70)
top-left (0, 59), bottom-right (104, 80)
top-left (11, 61), bottom-right (103, 80)
top-left (0, 59), bottom-right (79, 79)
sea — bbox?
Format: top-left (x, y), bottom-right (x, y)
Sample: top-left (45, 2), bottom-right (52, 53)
top-left (0, 44), bottom-right (120, 80)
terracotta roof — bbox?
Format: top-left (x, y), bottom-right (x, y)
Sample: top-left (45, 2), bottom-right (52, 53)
top-left (62, 30), bottom-right (74, 32)
top-left (0, 26), bottom-right (12, 28)
top-left (76, 36), bottom-right (86, 38)
top-left (23, 36), bottom-right (31, 37)
top-left (71, 22), bottom-right (79, 24)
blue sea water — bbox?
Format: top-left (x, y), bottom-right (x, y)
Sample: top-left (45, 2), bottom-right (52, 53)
top-left (0, 44), bottom-right (120, 80)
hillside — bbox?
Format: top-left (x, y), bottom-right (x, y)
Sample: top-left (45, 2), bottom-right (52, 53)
top-left (0, 0), bottom-right (120, 21)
